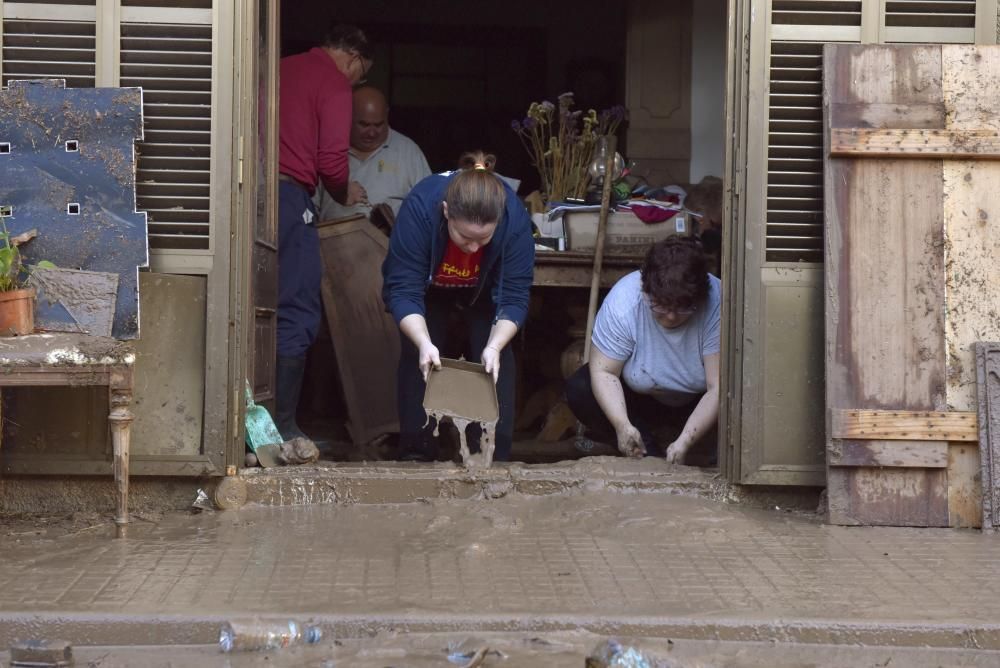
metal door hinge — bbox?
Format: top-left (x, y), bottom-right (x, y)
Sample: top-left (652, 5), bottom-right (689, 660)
top-left (237, 136), bottom-right (244, 187)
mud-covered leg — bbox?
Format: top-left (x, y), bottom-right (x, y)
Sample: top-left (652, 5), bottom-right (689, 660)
top-left (109, 368), bottom-right (134, 525)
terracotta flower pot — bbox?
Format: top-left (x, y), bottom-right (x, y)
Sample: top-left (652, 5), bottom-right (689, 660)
top-left (0, 287), bottom-right (36, 336)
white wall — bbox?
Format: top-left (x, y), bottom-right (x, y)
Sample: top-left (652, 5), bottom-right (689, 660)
top-left (689, 0), bottom-right (727, 182)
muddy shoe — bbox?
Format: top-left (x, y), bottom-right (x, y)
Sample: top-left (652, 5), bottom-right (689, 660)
top-left (278, 436), bottom-right (320, 465)
top-left (398, 433), bottom-right (438, 462)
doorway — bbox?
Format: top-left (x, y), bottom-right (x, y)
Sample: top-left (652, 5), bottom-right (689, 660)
top-left (249, 0), bottom-right (732, 469)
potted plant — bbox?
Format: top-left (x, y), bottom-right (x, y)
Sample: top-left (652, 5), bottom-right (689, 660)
top-left (0, 221), bottom-right (52, 337)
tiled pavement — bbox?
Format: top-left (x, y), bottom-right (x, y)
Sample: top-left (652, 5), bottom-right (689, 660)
top-left (2, 490), bottom-right (1000, 647)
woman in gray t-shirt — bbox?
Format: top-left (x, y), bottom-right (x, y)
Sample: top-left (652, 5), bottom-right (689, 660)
top-left (566, 237), bottom-right (720, 465)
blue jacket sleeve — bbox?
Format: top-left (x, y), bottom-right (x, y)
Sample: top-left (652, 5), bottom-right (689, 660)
top-left (381, 193), bottom-right (433, 324)
top-left (492, 201), bottom-right (535, 329)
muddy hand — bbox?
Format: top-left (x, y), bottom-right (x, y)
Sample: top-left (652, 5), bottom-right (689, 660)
top-left (616, 424), bottom-right (645, 458)
top-left (481, 345), bottom-right (501, 384)
top-left (665, 439), bottom-right (689, 464)
top-left (419, 341), bottom-right (442, 382)
top-left (346, 180), bottom-right (369, 206)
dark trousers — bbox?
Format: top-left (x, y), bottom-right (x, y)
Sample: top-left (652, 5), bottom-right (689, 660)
top-left (566, 364), bottom-right (717, 464)
top-left (398, 289), bottom-right (514, 461)
top-left (277, 180), bottom-right (323, 358)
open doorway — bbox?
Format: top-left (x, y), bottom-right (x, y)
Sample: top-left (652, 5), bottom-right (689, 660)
top-left (267, 0), bottom-right (730, 467)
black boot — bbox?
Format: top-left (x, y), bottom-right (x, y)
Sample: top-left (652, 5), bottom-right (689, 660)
top-left (275, 356), bottom-right (307, 441)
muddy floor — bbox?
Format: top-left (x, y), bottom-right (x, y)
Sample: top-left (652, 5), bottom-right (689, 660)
top-left (2, 633), bottom-right (1000, 667)
top-left (2, 484), bottom-right (1000, 662)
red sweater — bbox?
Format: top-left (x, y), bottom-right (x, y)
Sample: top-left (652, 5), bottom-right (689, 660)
top-left (278, 47), bottom-right (351, 196)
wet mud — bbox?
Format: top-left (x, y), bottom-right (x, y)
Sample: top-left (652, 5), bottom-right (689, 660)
top-left (2, 632), bottom-right (1000, 667)
top-left (424, 359), bottom-right (500, 468)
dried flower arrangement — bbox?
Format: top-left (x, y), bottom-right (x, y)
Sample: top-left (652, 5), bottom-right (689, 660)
top-left (512, 92), bottom-right (626, 204)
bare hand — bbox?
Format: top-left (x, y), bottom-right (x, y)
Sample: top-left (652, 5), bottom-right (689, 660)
top-left (665, 439), bottom-right (689, 464)
top-left (418, 341), bottom-right (441, 382)
top-left (481, 345), bottom-right (501, 383)
top-left (616, 424), bottom-right (646, 458)
top-left (346, 180), bottom-right (369, 206)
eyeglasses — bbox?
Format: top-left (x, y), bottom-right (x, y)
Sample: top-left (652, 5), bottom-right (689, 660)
top-left (650, 301), bottom-right (696, 316)
top-left (351, 52), bottom-right (372, 84)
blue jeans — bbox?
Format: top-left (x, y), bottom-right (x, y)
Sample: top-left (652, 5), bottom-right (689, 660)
top-left (277, 180), bottom-right (322, 358)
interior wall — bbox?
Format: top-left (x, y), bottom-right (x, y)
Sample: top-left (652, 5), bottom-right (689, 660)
top-left (689, 0), bottom-right (727, 182)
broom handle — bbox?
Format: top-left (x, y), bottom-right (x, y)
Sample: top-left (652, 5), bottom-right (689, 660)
top-left (582, 136), bottom-right (617, 366)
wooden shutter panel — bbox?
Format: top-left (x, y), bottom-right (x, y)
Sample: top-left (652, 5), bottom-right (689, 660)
top-left (766, 1), bottom-right (864, 263)
top-left (883, 0), bottom-right (977, 42)
top-left (1, 5), bottom-right (96, 88)
top-left (120, 18), bottom-right (212, 250)
top-left (767, 41), bottom-right (824, 262)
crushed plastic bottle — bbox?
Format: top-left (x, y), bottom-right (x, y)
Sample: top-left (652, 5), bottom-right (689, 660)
top-left (219, 618), bottom-right (322, 652)
top-left (586, 639), bottom-right (666, 668)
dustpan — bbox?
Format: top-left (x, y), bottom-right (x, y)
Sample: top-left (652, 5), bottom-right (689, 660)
top-left (244, 381), bottom-right (282, 467)
top-left (423, 359), bottom-right (499, 424)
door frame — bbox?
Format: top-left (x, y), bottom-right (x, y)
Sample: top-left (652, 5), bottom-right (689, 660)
top-left (229, 0), bottom-right (280, 471)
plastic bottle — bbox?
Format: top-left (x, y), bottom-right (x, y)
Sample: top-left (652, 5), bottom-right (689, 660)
top-left (218, 618), bottom-right (322, 652)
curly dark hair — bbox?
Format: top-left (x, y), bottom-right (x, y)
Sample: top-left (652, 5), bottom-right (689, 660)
top-left (640, 236), bottom-right (710, 310)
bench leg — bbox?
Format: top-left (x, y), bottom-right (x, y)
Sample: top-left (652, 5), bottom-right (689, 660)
top-left (109, 372), bottom-right (134, 525)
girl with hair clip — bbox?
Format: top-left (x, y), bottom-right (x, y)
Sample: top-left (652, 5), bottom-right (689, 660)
top-left (381, 151), bottom-right (535, 463)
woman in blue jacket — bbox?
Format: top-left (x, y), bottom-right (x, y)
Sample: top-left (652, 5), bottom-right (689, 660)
top-left (382, 151), bottom-right (535, 462)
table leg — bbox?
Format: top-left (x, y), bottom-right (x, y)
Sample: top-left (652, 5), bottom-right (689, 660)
top-left (109, 369), bottom-right (134, 525)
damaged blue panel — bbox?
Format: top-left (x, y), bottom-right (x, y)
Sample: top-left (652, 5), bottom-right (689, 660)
top-left (0, 79), bottom-right (147, 339)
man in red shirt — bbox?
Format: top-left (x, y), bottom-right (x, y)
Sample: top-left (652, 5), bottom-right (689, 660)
top-left (275, 24), bottom-right (372, 442)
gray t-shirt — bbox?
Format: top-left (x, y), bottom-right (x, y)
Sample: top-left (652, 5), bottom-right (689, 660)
top-left (592, 270), bottom-right (721, 406)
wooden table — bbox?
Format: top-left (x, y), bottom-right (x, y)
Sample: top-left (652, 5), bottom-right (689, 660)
top-left (0, 334), bottom-right (135, 524)
top-left (532, 250), bottom-right (643, 288)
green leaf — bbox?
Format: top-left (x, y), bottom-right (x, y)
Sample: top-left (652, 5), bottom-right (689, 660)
top-left (33, 260), bottom-right (57, 270)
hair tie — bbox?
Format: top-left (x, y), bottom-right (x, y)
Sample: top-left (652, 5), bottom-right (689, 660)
top-left (473, 162), bottom-right (487, 171)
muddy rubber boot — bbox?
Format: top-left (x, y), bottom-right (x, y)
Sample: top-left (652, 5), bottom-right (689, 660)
top-left (398, 428), bottom-right (438, 462)
top-left (275, 356), bottom-right (308, 441)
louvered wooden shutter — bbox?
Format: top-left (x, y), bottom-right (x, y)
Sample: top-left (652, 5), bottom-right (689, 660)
top-left (883, 0), bottom-right (977, 42)
top-left (766, 1), bottom-right (863, 263)
top-left (120, 17), bottom-right (212, 250)
top-left (763, 0), bottom-right (987, 263)
top-left (1, 2), bottom-right (97, 88)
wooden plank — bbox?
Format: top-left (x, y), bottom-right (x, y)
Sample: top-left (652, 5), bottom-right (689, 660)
top-left (941, 46), bottom-right (1000, 412)
top-left (831, 410), bottom-right (978, 442)
top-left (827, 467), bottom-right (950, 527)
top-left (948, 443), bottom-right (982, 529)
top-left (824, 44), bottom-right (949, 527)
top-left (828, 102), bottom-right (945, 131)
top-left (828, 440), bottom-right (948, 468)
top-left (830, 128), bottom-right (1000, 159)
top-left (316, 217), bottom-right (400, 446)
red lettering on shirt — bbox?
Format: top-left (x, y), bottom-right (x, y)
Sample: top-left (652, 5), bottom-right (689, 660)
top-left (432, 240), bottom-right (483, 288)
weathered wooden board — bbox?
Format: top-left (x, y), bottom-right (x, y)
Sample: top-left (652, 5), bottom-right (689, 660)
top-left (825, 44), bottom-right (1000, 527)
top-left (942, 46), bottom-right (1000, 414)
top-left (316, 215), bottom-right (400, 446)
top-left (831, 410), bottom-right (977, 442)
top-left (828, 440), bottom-right (948, 468)
top-left (948, 443), bottom-right (981, 529)
top-left (827, 467), bottom-right (950, 527)
top-left (824, 44), bottom-right (949, 527)
top-left (830, 128), bottom-right (1000, 159)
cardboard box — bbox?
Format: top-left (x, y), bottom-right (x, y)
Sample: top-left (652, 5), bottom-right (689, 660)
top-left (564, 209), bottom-right (690, 253)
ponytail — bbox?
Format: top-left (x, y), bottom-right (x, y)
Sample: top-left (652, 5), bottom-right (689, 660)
top-left (445, 151), bottom-right (505, 224)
